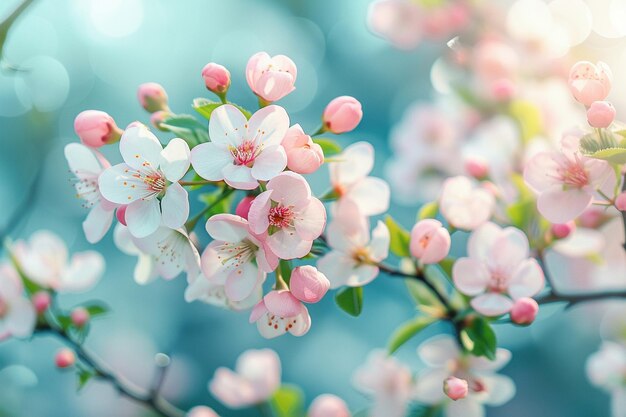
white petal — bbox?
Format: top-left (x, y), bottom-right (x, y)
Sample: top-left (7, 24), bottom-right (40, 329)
top-left (470, 293), bottom-right (514, 316)
top-left (413, 368), bottom-right (449, 404)
top-left (467, 222), bottom-right (503, 261)
top-left (418, 335), bottom-right (460, 366)
top-left (344, 177), bottom-right (390, 216)
top-left (64, 143), bottom-right (103, 178)
top-left (247, 105), bottom-right (290, 147)
top-left (98, 163), bottom-right (151, 204)
top-left (5, 298), bottom-right (35, 338)
top-left (60, 251), bottom-right (105, 293)
top-left (481, 374), bottom-right (516, 406)
top-left (206, 214), bottom-right (250, 242)
top-left (125, 199), bottom-right (161, 238)
top-left (223, 164), bottom-right (258, 190)
top-left (329, 142), bottom-right (374, 187)
top-left (190, 142), bottom-right (232, 181)
top-left (134, 254), bottom-right (158, 285)
top-left (161, 183), bottom-right (189, 230)
top-left (317, 251), bottom-right (358, 289)
top-left (113, 223), bottom-right (141, 255)
top-left (508, 258), bottom-right (544, 299)
top-left (445, 398), bottom-right (485, 417)
top-left (294, 198), bottom-right (326, 241)
top-left (250, 145), bottom-right (287, 181)
top-left (368, 220), bottom-right (390, 262)
top-left (267, 228), bottom-right (312, 260)
top-left (83, 203), bottom-right (115, 244)
top-left (160, 138), bottom-right (190, 182)
top-left (537, 186), bottom-right (593, 223)
top-left (209, 104), bottom-right (248, 146)
top-left (452, 258), bottom-right (490, 296)
top-left (120, 124), bottom-right (164, 170)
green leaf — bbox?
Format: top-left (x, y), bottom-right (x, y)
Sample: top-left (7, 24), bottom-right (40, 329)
top-left (439, 258), bottom-right (455, 279)
top-left (160, 114), bottom-right (209, 146)
top-left (278, 259), bottom-right (292, 285)
top-left (335, 286), bottom-right (363, 317)
top-left (586, 147), bottom-right (626, 164)
top-left (192, 98), bottom-right (252, 120)
top-left (313, 138), bottom-right (342, 157)
top-left (270, 385), bottom-right (305, 417)
top-left (198, 188), bottom-right (234, 219)
top-left (417, 201), bottom-right (439, 220)
top-left (385, 216), bottom-right (411, 258)
top-left (460, 317), bottom-right (497, 360)
top-left (508, 100), bottom-right (542, 142)
top-left (388, 316), bottom-right (436, 354)
top-left (82, 302), bottom-right (109, 318)
top-left (57, 315), bottom-right (72, 331)
top-left (76, 369), bottom-right (94, 391)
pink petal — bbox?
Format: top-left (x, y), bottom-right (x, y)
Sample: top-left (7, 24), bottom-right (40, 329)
top-left (247, 191), bottom-right (272, 235)
top-left (452, 258), bottom-right (490, 296)
top-left (251, 145), bottom-right (287, 181)
top-left (470, 293), bottom-right (514, 316)
top-left (209, 104), bottom-right (248, 147)
top-left (266, 171), bottom-right (312, 209)
top-left (267, 229), bottom-right (313, 260)
top-left (247, 105), bottom-right (290, 147)
top-left (225, 261), bottom-right (262, 302)
top-left (537, 186), bottom-right (593, 223)
top-left (316, 251), bottom-right (358, 289)
top-left (161, 183), bottom-right (189, 230)
top-left (206, 214), bottom-right (250, 242)
top-left (264, 290), bottom-right (302, 317)
top-left (125, 199), bottom-right (161, 238)
top-left (508, 258), bottom-right (545, 299)
top-left (329, 142), bottom-right (374, 187)
top-left (523, 151), bottom-right (562, 193)
top-left (294, 198), bottom-right (326, 241)
top-left (344, 177), bottom-right (390, 216)
top-left (223, 164), bottom-right (258, 190)
top-left (467, 222), bottom-right (502, 261)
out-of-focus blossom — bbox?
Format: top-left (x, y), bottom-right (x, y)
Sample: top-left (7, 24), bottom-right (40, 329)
top-left (587, 101), bottom-right (616, 128)
top-left (524, 134), bottom-right (615, 223)
top-left (453, 222), bottom-right (544, 316)
top-left (568, 61), bottom-right (612, 107)
top-left (249, 290), bottom-right (311, 338)
top-left (587, 341), bottom-right (626, 417)
top-left (617, 193), bottom-right (626, 212)
top-left (509, 297), bottom-right (539, 325)
top-left (439, 176), bottom-right (495, 230)
top-left (352, 350), bottom-right (413, 417)
top-left (201, 63), bottom-right (231, 95)
top-left (74, 110), bottom-right (123, 148)
top-left (14, 231), bottom-right (104, 293)
top-left (330, 142), bottom-right (390, 216)
top-left (65, 143), bottom-right (118, 243)
top-left (99, 124), bottom-right (191, 238)
top-left (281, 124), bottom-right (324, 174)
top-left (209, 349), bottom-right (281, 408)
top-left (32, 291), bottom-right (51, 314)
top-left (248, 172), bottom-right (326, 260)
top-left (246, 52), bottom-right (297, 103)
top-left (187, 406), bottom-right (221, 417)
top-left (137, 82), bottom-right (169, 113)
top-left (191, 104), bottom-right (288, 190)
top-left (551, 222), bottom-right (576, 239)
top-left (70, 307), bottom-right (90, 328)
top-left (289, 265), bottom-right (330, 304)
top-left (322, 96), bottom-right (363, 134)
top-left (55, 348), bottom-right (76, 368)
top-left (308, 394), bottom-right (351, 417)
top-left (150, 110), bottom-right (172, 131)
top-left (444, 376), bottom-right (469, 401)
top-left (367, 0), bottom-right (422, 49)
top-left (0, 263), bottom-right (35, 340)
top-left (410, 219), bottom-right (451, 264)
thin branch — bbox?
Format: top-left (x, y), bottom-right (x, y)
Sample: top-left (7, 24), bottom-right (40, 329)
top-left (621, 171), bottom-right (626, 252)
top-left (535, 290), bottom-right (626, 307)
top-left (0, 0), bottom-right (37, 69)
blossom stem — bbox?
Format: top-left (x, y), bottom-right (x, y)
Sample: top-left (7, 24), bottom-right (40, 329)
top-left (256, 402), bottom-right (275, 417)
top-left (621, 171), bottom-right (626, 251)
top-left (178, 180), bottom-right (215, 186)
top-left (0, 0), bottom-right (37, 68)
top-left (535, 290), bottom-right (626, 307)
top-left (311, 125), bottom-right (325, 136)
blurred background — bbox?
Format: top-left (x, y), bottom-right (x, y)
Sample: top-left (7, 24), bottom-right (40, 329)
top-left (0, 0), bottom-right (625, 416)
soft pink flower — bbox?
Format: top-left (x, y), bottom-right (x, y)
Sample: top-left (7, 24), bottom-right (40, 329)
top-left (524, 134), bottom-right (615, 223)
top-left (0, 263), bottom-right (36, 339)
top-left (191, 104), bottom-right (288, 190)
top-left (367, 0), bottom-right (422, 49)
top-left (465, 158), bottom-right (489, 179)
top-left (185, 272), bottom-right (262, 311)
top-left (137, 82), bottom-right (169, 113)
top-left (209, 349), bottom-right (281, 408)
top-left (32, 291), bottom-right (51, 314)
top-left (248, 172), bottom-right (326, 260)
top-left (55, 348), bottom-right (76, 368)
top-left (74, 110), bottom-right (122, 148)
top-left (199, 214), bottom-right (277, 302)
top-left (289, 266), bottom-right (330, 303)
top-left (587, 101), bottom-right (616, 128)
top-left (551, 222), bottom-right (576, 239)
top-left (323, 96), bottom-right (363, 134)
top-left (317, 201), bottom-right (389, 288)
top-left (473, 40), bottom-right (518, 84)
top-left (410, 219), bottom-right (451, 264)
top-left (568, 61), bottom-right (612, 107)
top-left (617, 192), bottom-right (626, 211)
top-left (330, 142), bottom-right (390, 216)
top-left (281, 124), bottom-right (324, 174)
top-left (586, 341), bottom-right (626, 392)
top-left (452, 222), bottom-right (544, 316)
top-left (201, 63), bottom-right (231, 94)
top-left (439, 176), bottom-right (495, 230)
top-left (444, 376), bottom-right (469, 401)
top-left (70, 307), bottom-right (90, 328)
top-left (510, 297), bottom-right (538, 325)
top-left (308, 394), bottom-right (351, 417)
top-left (235, 196), bottom-right (255, 220)
top-left (249, 290), bottom-right (311, 338)
top-left (99, 124), bottom-right (191, 238)
top-left (187, 406), bottom-right (220, 417)
top-left (246, 52), bottom-right (297, 102)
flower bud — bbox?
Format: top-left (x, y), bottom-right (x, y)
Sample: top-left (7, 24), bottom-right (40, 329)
top-left (137, 82), bottom-right (169, 113)
top-left (587, 101), bottom-right (615, 128)
top-left (187, 406), bottom-right (220, 417)
top-left (465, 158), bottom-right (489, 179)
top-left (150, 110), bottom-right (172, 131)
top-left (74, 110), bottom-right (122, 148)
top-left (235, 196), bottom-right (255, 220)
top-left (246, 52), bottom-right (297, 103)
top-left (490, 78), bottom-right (516, 102)
top-left (116, 205), bottom-right (128, 226)
top-left (32, 291), bottom-right (51, 314)
top-left (202, 63), bottom-right (231, 95)
top-left (410, 219), bottom-right (451, 264)
top-left (551, 221), bottom-right (576, 239)
top-left (569, 61), bottom-right (612, 107)
top-left (70, 307), bottom-right (90, 328)
top-left (510, 297), bottom-right (539, 325)
top-left (444, 376), bottom-right (468, 401)
top-left (616, 192), bottom-right (626, 211)
top-left (308, 394), bottom-right (351, 417)
top-left (290, 266), bottom-right (330, 304)
top-left (322, 96), bottom-right (363, 134)
top-left (281, 124), bottom-right (324, 174)
top-left (55, 348), bottom-right (76, 368)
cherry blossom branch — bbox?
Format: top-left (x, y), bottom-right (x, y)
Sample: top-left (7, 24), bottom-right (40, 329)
top-left (621, 171), bottom-right (626, 251)
top-left (0, 0), bottom-right (36, 69)
top-left (535, 290), bottom-right (626, 307)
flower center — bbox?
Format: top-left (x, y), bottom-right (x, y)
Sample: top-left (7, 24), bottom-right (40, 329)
top-left (216, 239), bottom-right (258, 271)
top-left (558, 158), bottom-right (589, 189)
top-left (488, 269), bottom-right (509, 293)
top-left (230, 141), bottom-right (259, 167)
top-left (268, 206), bottom-right (295, 229)
top-left (143, 173), bottom-right (167, 193)
top-left (265, 313), bottom-right (298, 333)
top-left (352, 247), bottom-right (372, 264)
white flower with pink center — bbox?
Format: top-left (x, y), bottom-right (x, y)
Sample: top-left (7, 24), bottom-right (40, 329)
top-left (414, 335), bottom-right (515, 417)
top-left (330, 142), bottom-right (390, 217)
top-left (524, 134), bottom-right (616, 224)
top-left (64, 143), bottom-right (118, 244)
top-left (191, 104), bottom-right (288, 190)
top-left (249, 290), bottom-right (311, 339)
top-left (201, 214), bottom-right (277, 303)
top-left (317, 201), bottom-right (389, 289)
top-left (439, 176), bottom-right (495, 231)
top-left (0, 263), bottom-right (36, 340)
top-left (248, 172), bottom-right (326, 260)
top-left (98, 124), bottom-right (191, 238)
top-left (452, 222), bottom-right (544, 316)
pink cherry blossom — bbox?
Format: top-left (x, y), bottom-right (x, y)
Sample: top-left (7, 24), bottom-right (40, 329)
top-left (235, 196), bottom-right (255, 220)
top-left (322, 96), bottom-right (363, 134)
top-left (248, 172), bottom-right (326, 260)
top-left (281, 124), bottom-right (324, 174)
top-left (367, 0), bottom-right (422, 49)
top-left (74, 110), bottom-right (123, 148)
top-left (0, 263), bottom-right (36, 340)
top-left (184, 272), bottom-right (262, 311)
top-left (246, 52), bottom-right (297, 103)
top-left (568, 61), bottom-right (612, 107)
top-left (439, 176), bottom-right (495, 230)
top-left (524, 134), bottom-right (615, 223)
top-left (586, 340), bottom-right (626, 416)
top-left (99, 124), bottom-right (191, 238)
top-left (317, 201), bottom-right (389, 288)
top-left (209, 349), bottom-right (281, 408)
top-left (137, 82), bottom-right (169, 113)
top-left (509, 297), bottom-right (538, 325)
top-left (200, 214), bottom-right (277, 302)
top-left (587, 101), bottom-right (616, 128)
top-left (64, 143), bottom-right (118, 243)
top-left (329, 142), bottom-right (390, 216)
top-left (452, 222), bottom-right (544, 316)
top-left (444, 376), bottom-right (469, 401)
top-left (289, 265), bottom-right (330, 303)
top-left (249, 290), bottom-right (311, 338)
top-left (201, 63), bottom-right (231, 94)
top-left (410, 219), bottom-right (451, 264)
top-left (308, 394), bottom-right (351, 417)
top-left (191, 104), bottom-right (288, 190)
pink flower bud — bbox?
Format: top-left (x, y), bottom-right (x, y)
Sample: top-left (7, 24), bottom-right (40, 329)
top-left (137, 82), bottom-right (169, 113)
top-left (202, 63), bottom-right (231, 95)
top-left (510, 297), bottom-right (539, 325)
top-left (410, 219), bottom-right (451, 264)
top-left (235, 196), bottom-right (255, 220)
top-left (616, 192), bottom-right (626, 211)
top-left (490, 78), bottom-right (516, 102)
top-left (322, 96), bottom-right (363, 134)
top-left (281, 124), bottom-right (324, 174)
top-left (290, 266), bottom-right (330, 304)
top-left (246, 52), bottom-right (297, 103)
top-left (569, 61), bottom-right (612, 107)
top-left (444, 376), bottom-right (468, 401)
top-left (116, 205), bottom-right (128, 226)
top-left (150, 110), bottom-right (171, 131)
top-left (551, 221), bottom-right (576, 239)
top-left (70, 307), bottom-right (90, 328)
top-left (587, 101), bottom-right (616, 128)
top-left (465, 158), bottom-right (489, 179)
top-left (308, 394), bottom-right (351, 417)
top-left (74, 110), bottom-right (122, 148)
top-left (55, 348), bottom-right (76, 368)
top-left (187, 406), bottom-right (220, 417)
top-left (32, 291), bottom-right (51, 314)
